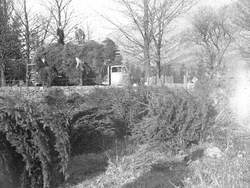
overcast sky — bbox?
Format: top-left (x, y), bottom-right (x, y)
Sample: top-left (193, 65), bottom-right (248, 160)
top-left (29, 0), bottom-right (236, 41)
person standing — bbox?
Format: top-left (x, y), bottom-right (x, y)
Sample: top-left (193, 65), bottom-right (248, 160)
top-left (57, 25), bottom-right (65, 45)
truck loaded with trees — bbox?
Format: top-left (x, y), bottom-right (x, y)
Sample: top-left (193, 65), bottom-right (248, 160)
top-left (30, 38), bottom-right (127, 86)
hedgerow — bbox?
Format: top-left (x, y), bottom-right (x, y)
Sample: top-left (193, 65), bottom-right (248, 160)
top-left (0, 86), bottom-right (217, 188)
top-left (131, 87), bottom-right (217, 153)
top-left (69, 87), bottom-right (137, 155)
top-left (68, 86), bottom-right (217, 155)
top-left (0, 89), bottom-right (80, 188)
top-left (71, 86), bottom-right (217, 154)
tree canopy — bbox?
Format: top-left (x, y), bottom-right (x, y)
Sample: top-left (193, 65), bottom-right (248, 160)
top-left (236, 0), bottom-right (250, 60)
top-left (186, 7), bottom-right (233, 80)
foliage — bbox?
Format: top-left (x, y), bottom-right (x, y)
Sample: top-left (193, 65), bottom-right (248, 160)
top-left (235, 0), bottom-right (250, 30)
top-left (78, 41), bottom-right (105, 83)
top-left (39, 88), bottom-right (134, 156)
top-left (33, 39), bottom-right (122, 86)
top-left (0, 87), bottom-right (139, 187)
top-left (63, 153), bottom-right (108, 187)
top-left (102, 38), bottom-right (122, 65)
top-left (34, 44), bottom-right (69, 86)
top-left (0, 131), bottom-right (24, 188)
top-left (69, 88), bottom-right (131, 155)
top-left (94, 145), bottom-right (170, 188)
top-left (0, 0), bottom-right (23, 86)
top-left (86, 87), bottom-right (147, 131)
top-left (0, 8), bottom-right (22, 60)
top-left (0, 90), bottom-right (78, 188)
top-left (44, 0), bottom-right (74, 43)
top-left (187, 6), bottom-right (233, 80)
top-left (131, 87), bottom-right (217, 153)
top-left (128, 64), bottom-right (145, 85)
top-left (34, 43), bottom-right (85, 85)
top-left (74, 27), bottom-right (85, 44)
top-left (0, 86), bottom-right (218, 188)
top-left (5, 59), bottom-right (26, 85)
top-left (235, 0), bottom-right (250, 60)
top-left (68, 87), bottom-right (146, 156)
top-left (61, 86), bottom-right (250, 188)
top-left (70, 86), bottom-right (216, 156)
top-left (68, 143), bottom-right (188, 188)
top-left (184, 139), bottom-right (250, 188)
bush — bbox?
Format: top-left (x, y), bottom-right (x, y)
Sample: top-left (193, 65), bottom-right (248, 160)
top-left (131, 87), bottom-right (217, 153)
top-left (0, 86), bottom-right (218, 188)
top-left (70, 86), bottom-right (217, 155)
top-left (0, 93), bottom-right (71, 188)
top-left (69, 87), bottom-right (136, 155)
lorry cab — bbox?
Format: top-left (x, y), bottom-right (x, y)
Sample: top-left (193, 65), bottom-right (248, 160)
top-left (103, 65), bottom-right (130, 86)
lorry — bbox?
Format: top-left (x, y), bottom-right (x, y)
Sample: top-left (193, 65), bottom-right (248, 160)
top-left (102, 65), bottom-right (130, 86)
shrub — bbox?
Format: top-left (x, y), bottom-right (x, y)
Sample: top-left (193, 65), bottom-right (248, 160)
top-left (69, 87), bottom-right (146, 155)
top-left (0, 93), bottom-right (71, 188)
top-left (71, 86), bottom-right (217, 155)
top-left (0, 86), bottom-right (218, 188)
top-left (131, 87), bottom-right (217, 153)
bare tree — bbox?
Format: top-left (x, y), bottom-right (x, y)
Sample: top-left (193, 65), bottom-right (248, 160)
top-left (235, 0), bottom-right (250, 59)
top-left (103, 0), bottom-right (195, 83)
top-left (143, 0), bottom-right (151, 82)
top-left (102, 0), bottom-right (153, 82)
top-left (19, 0), bottom-right (31, 85)
top-left (13, 0), bottom-right (51, 85)
top-left (74, 26), bottom-right (85, 44)
top-left (187, 7), bottom-right (233, 79)
top-left (150, 0), bottom-right (196, 78)
top-left (43, 0), bottom-right (75, 44)
top-left (14, 0), bottom-right (31, 65)
top-left (35, 15), bottom-right (52, 46)
top-left (235, 0), bottom-right (250, 31)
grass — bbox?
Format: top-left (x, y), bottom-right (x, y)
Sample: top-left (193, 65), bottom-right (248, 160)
top-left (184, 150), bottom-right (250, 187)
top-left (65, 144), bottom-right (189, 188)
top-left (183, 123), bottom-right (250, 188)
top-left (59, 153), bottom-right (108, 188)
top-left (61, 133), bottom-right (250, 188)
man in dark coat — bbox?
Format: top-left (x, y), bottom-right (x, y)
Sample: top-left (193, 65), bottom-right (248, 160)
top-left (57, 25), bottom-right (65, 45)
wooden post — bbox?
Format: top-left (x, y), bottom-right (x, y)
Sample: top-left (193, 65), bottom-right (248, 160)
top-left (108, 65), bottom-right (111, 85)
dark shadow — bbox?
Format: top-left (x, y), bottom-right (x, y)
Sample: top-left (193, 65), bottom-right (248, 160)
top-left (122, 161), bottom-right (189, 188)
top-left (62, 153), bottom-right (108, 186)
top-left (70, 108), bottom-right (128, 156)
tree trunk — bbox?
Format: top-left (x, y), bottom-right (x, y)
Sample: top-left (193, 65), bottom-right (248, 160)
top-left (3, 0), bottom-right (7, 19)
top-left (143, 0), bottom-right (151, 85)
top-left (0, 66), bottom-right (5, 87)
top-left (23, 0), bottom-right (31, 86)
top-left (144, 45), bottom-right (150, 84)
top-left (156, 47), bottom-right (161, 79)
